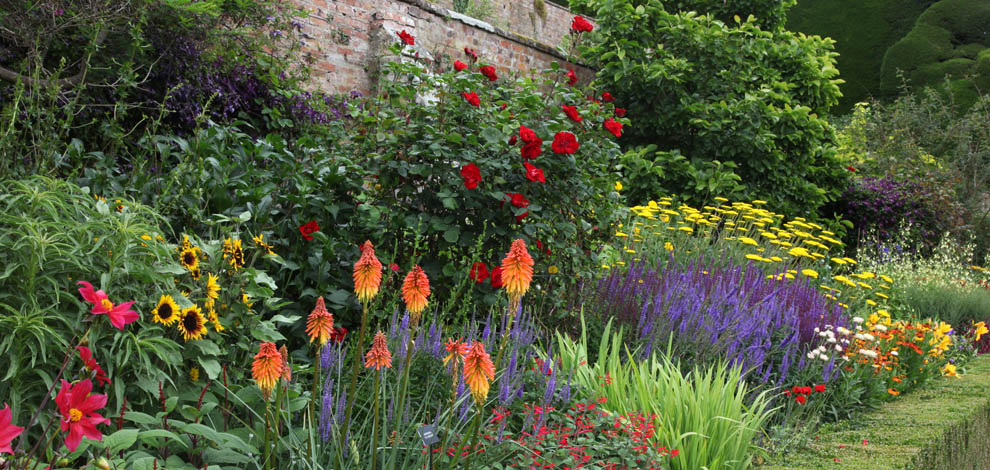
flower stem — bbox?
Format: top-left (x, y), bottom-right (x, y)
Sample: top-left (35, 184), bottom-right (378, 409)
top-left (343, 304), bottom-right (369, 436)
top-left (388, 319), bottom-right (418, 470)
top-left (370, 371), bottom-right (382, 470)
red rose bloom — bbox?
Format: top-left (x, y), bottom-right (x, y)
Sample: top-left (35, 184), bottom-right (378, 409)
top-left (397, 30), bottom-right (415, 46)
top-left (460, 162), bottom-right (482, 189)
top-left (571, 16), bottom-right (594, 33)
top-left (814, 384), bottom-right (826, 393)
top-left (551, 131), bottom-right (579, 154)
top-left (480, 65), bottom-right (497, 81)
top-left (464, 47), bottom-right (478, 61)
top-left (566, 68), bottom-right (578, 86)
top-left (615, 107), bottom-right (627, 117)
top-left (469, 262), bottom-right (490, 283)
top-left (521, 141), bottom-right (542, 160)
top-left (462, 91), bottom-right (480, 107)
top-left (454, 60), bottom-right (468, 71)
top-left (795, 395), bottom-right (807, 405)
top-left (299, 221), bottom-right (320, 241)
top-left (519, 125), bottom-right (539, 143)
top-left (562, 105), bottom-right (583, 123)
top-left (507, 193), bottom-right (529, 209)
top-left (523, 162), bottom-right (546, 183)
top-left (490, 266), bottom-right (504, 288)
top-left (604, 118), bottom-right (623, 138)
top-left (847, 166), bottom-right (857, 172)
top-left (330, 326), bottom-right (348, 343)
top-left (601, 92), bottom-right (615, 102)
top-left (508, 135), bottom-right (517, 145)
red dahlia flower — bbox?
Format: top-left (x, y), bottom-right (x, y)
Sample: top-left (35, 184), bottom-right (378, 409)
top-left (77, 281), bottom-right (138, 331)
top-left (571, 16), bottom-right (594, 33)
top-left (561, 105), bottom-right (583, 122)
top-left (523, 162), bottom-right (545, 183)
top-left (454, 60), bottom-right (468, 71)
top-left (76, 346), bottom-right (110, 387)
top-left (480, 65), bottom-right (497, 81)
top-left (604, 118), bottom-right (623, 138)
top-left (462, 92), bottom-right (480, 107)
top-left (469, 262), bottom-right (490, 283)
top-left (0, 403), bottom-right (24, 455)
top-left (56, 379), bottom-right (109, 452)
top-left (299, 221), bottom-right (320, 241)
top-left (551, 131), bottom-right (579, 154)
top-left (566, 68), bottom-right (578, 85)
top-left (397, 30), bottom-right (415, 45)
top-left (460, 162), bottom-right (482, 189)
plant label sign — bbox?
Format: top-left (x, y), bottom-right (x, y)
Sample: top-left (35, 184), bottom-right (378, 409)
top-left (418, 424), bottom-right (440, 446)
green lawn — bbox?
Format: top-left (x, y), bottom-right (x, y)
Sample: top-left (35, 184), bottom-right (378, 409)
top-left (762, 354), bottom-right (990, 470)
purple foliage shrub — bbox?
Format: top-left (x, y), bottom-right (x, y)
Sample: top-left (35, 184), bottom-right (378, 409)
top-left (837, 176), bottom-right (950, 252)
top-left (590, 258), bottom-right (848, 384)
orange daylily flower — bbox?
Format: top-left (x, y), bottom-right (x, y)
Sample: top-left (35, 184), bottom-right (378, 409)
top-left (305, 296), bottom-right (335, 346)
top-left (463, 341), bottom-right (495, 405)
top-left (402, 266), bottom-right (431, 322)
top-left (353, 241), bottom-right (383, 305)
top-left (252, 342), bottom-right (283, 399)
top-left (365, 331), bottom-right (393, 371)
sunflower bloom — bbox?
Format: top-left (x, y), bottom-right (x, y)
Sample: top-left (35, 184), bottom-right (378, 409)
top-left (252, 342), bottom-right (284, 399)
top-left (306, 297), bottom-right (335, 346)
top-left (222, 238), bottom-right (246, 271)
top-left (151, 295), bottom-right (180, 327)
top-left (500, 239), bottom-right (534, 307)
top-left (402, 266), bottom-right (430, 323)
top-left (365, 331), bottom-right (392, 371)
top-left (179, 248), bottom-right (200, 272)
top-left (177, 305), bottom-right (208, 341)
top-left (207, 307), bottom-right (224, 333)
top-left (204, 273), bottom-right (220, 310)
top-left (353, 241), bottom-right (383, 305)
top-left (463, 342), bottom-right (495, 405)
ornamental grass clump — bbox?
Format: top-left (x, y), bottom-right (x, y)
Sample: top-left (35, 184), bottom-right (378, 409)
top-left (591, 257), bottom-right (848, 385)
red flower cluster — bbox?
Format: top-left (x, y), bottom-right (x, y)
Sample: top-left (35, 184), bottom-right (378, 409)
top-left (561, 104), bottom-right (582, 123)
top-left (784, 384), bottom-right (826, 405)
top-left (462, 91), bottom-right (480, 107)
top-left (571, 16), bottom-right (594, 33)
top-left (299, 220), bottom-right (320, 241)
top-left (566, 68), bottom-right (578, 86)
top-left (604, 117), bottom-right (623, 138)
top-left (454, 60), bottom-right (468, 71)
top-left (480, 65), bottom-right (497, 81)
top-left (464, 47), bottom-right (478, 61)
top-left (519, 125), bottom-right (542, 160)
top-left (397, 30), bottom-right (415, 46)
top-left (460, 162), bottom-right (482, 189)
top-left (523, 162), bottom-right (545, 183)
top-left (552, 131), bottom-right (579, 154)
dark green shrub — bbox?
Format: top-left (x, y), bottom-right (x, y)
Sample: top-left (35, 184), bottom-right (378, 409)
top-left (579, 0), bottom-right (848, 216)
top-left (572, 0), bottom-right (796, 30)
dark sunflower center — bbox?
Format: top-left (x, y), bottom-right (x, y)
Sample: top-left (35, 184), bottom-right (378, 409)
top-left (159, 303), bottom-right (174, 320)
top-left (183, 312), bottom-right (199, 331)
top-left (183, 252), bottom-right (196, 265)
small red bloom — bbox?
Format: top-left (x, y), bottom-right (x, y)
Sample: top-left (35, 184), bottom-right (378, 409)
top-left (571, 16), bottom-right (594, 33)
top-left (507, 193), bottom-right (529, 209)
top-left (299, 221), bottom-right (320, 241)
top-left (464, 47), bottom-right (478, 61)
top-left (390, 263), bottom-right (400, 271)
top-left (601, 92), bottom-right (615, 102)
top-left (566, 68), bottom-right (578, 86)
top-left (490, 266), bottom-right (504, 288)
top-left (76, 346), bottom-right (110, 387)
top-left (523, 162), bottom-right (545, 183)
top-left (615, 107), bottom-right (627, 117)
top-left (469, 262), bottom-right (490, 283)
top-left (801, 386), bottom-right (813, 395)
top-left (460, 162), bottom-right (482, 189)
top-left (330, 326), bottom-right (348, 343)
top-left (521, 141), bottom-right (542, 160)
top-left (562, 105), bottom-right (583, 123)
top-left (814, 384), bottom-right (826, 393)
top-left (552, 131), bottom-right (579, 154)
top-left (508, 135), bottom-right (517, 145)
top-left (795, 395), bottom-right (807, 405)
top-left (480, 65), bottom-right (497, 81)
top-left (847, 166), bottom-right (857, 172)
top-left (454, 60), bottom-right (468, 71)
top-left (397, 30), bottom-right (415, 46)
top-left (462, 92), bottom-right (480, 107)
top-left (604, 118), bottom-right (623, 138)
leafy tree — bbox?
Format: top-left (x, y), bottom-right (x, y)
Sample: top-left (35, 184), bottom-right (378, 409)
top-left (577, 0), bottom-right (848, 216)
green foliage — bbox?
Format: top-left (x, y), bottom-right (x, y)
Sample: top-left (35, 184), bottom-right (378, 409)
top-left (571, 0), bottom-right (796, 30)
top-left (899, 282), bottom-right (990, 328)
top-left (785, 0), bottom-right (934, 113)
top-left (580, 0), bottom-right (848, 217)
top-left (879, 0), bottom-right (990, 108)
top-left (556, 318), bottom-right (775, 470)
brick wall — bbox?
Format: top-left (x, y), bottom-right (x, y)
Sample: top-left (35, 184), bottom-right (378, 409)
top-left (293, 0), bottom-right (593, 95)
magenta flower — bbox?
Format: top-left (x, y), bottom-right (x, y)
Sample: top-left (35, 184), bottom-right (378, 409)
top-left (77, 281), bottom-right (138, 330)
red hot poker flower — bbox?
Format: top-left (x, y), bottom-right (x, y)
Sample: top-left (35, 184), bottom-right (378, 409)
top-left (353, 241), bottom-right (383, 304)
top-left (56, 379), bottom-right (109, 452)
top-left (454, 60), bottom-right (468, 71)
top-left (252, 342), bottom-right (283, 399)
top-left (365, 330), bottom-right (393, 370)
top-left (0, 403), bottom-right (24, 455)
top-left (480, 65), bottom-right (497, 81)
top-left (604, 118), bottom-right (623, 138)
top-left (306, 297), bottom-right (335, 347)
top-left (571, 16), bottom-right (594, 33)
top-left (299, 221), bottom-right (320, 241)
top-left (76, 346), bottom-right (110, 387)
top-left (462, 92), bottom-right (480, 107)
top-left (401, 265), bottom-right (431, 321)
top-left (551, 131), bottom-right (579, 154)
top-left (77, 281), bottom-right (138, 331)
top-left (566, 68), bottom-right (578, 86)
top-left (469, 262), bottom-right (490, 283)
top-left (562, 105), bottom-right (583, 123)
top-left (397, 30), bottom-right (415, 45)
top-left (523, 162), bottom-right (546, 183)
top-left (460, 163), bottom-right (482, 189)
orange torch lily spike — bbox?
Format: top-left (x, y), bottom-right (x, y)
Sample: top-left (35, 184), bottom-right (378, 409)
top-left (365, 331), bottom-right (393, 370)
top-left (500, 239), bottom-right (534, 311)
top-left (353, 241), bottom-right (383, 305)
top-left (463, 341), bottom-right (495, 406)
top-left (305, 296), bottom-right (335, 347)
top-left (402, 265), bottom-right (431, 324)
top-left (252, 342), bottom-right (283, 400)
